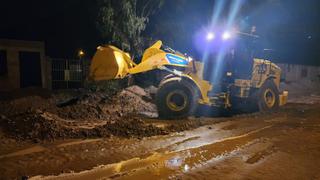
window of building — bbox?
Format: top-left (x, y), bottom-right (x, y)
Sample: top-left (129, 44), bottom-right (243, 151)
top-left (0, 50), bottom-right (8, 76)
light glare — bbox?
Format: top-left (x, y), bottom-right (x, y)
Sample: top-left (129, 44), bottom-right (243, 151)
top-left (206, 32), bottom-right (215, 41)
top-left (222, 32), bottom-right (231, 40)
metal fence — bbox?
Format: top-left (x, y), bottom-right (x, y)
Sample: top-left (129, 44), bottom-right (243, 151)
top-left (51, 58), bottom-right (90, 89)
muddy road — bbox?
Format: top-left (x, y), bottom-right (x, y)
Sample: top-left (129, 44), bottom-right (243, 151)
top-left (1, 101), bottom-right (320, 180)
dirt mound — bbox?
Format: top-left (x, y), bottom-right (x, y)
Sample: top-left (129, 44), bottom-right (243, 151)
top-left (0, 96), bottom-right (53, 116)
top-left (53, 86), bottom-right (157, 120)
top-left (55, 92), bottom-right (109, 120)
top-left (1, 110), bottom-right (71, 141)
top-left (0, 85), bottom-right (214, 142)
top-left (0, 85), bottom-right (164, 141)
top-left (1, 111), bottom-right (167, 141)
top-left (103, 86), bottom-right (156, 118)
top-left (0, 85), bottom-right (157, 120)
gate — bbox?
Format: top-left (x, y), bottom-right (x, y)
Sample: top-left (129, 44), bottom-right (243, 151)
top-left (52, 58), bottom-right (88, 89)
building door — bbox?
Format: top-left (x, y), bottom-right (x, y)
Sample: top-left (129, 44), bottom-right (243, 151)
top-left (19, 51), bottom-right (42, 88)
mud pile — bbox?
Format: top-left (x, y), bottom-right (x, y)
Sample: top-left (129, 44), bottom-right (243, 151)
top-left (1, 110), bottom-right (72, 141)
top-left (0, 111), bottom-right (166, 141)
top-left (0, 86), bottom-right (163, 141)
top-left (54, 86), bottom-right (157, 120)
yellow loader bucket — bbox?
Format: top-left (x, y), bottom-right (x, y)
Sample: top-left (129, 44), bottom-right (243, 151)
top-left (89, 45), bottom-right (135, 81)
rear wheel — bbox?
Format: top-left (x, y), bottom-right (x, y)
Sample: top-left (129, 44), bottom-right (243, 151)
top-left (156, 78), bottom-right (199, 119)
top-left (257, 80), bottom-right (279, 111)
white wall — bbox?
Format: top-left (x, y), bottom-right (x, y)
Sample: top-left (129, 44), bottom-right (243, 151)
top-left (277, 63), bottom-right (320, 82)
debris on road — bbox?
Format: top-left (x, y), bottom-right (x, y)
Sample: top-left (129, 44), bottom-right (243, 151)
top-left (0, 85), bottom-right (210, 141)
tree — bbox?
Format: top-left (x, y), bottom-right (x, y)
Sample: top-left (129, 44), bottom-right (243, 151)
top-left (97, 0), bottom-right (164, 56)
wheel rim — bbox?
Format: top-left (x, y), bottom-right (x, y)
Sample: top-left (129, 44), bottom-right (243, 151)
top-left (166, 90), bottom-right (188, 112)
top-left (264, 88), bottom-right (276, 108)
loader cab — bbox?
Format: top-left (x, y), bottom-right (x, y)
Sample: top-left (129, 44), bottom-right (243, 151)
top-left (203, 33), bottom-right (262, 82)
top-left (230, 34), bottom-right (260, 79)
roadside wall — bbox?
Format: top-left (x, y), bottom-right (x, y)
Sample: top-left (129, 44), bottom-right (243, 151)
top-left (277, 63), bottom-right (320, 82)
top-left (277, 63), bottom-right (320, 96)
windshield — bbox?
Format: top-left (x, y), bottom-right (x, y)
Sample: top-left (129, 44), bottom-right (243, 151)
top-left (161, 44), bottom-right (185, 56)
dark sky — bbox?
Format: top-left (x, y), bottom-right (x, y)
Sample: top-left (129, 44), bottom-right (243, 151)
top-left (0, 0), bottom-right (99, 58)
top-left (1, 0), bottom-right (320, 65)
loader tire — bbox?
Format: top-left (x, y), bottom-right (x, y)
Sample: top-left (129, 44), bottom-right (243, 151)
top-left (156, 78), bottom-right (199, 119)
top-left (257, 80), bottom-right (279, 111)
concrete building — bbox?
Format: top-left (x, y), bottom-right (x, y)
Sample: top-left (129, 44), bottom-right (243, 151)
top-left (277, 63), bottom-right (320, 82)
top-left (0, 39), bottom-right (51, 91)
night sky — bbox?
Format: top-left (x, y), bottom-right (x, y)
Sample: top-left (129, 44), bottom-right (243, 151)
top-left (1, 0), bottom-right (319, 65)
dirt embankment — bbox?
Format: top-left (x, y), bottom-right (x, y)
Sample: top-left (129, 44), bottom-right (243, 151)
top-left (0, 86), bottom-right (210, 142)
top-left (0, 86), bottom-right (170, 141)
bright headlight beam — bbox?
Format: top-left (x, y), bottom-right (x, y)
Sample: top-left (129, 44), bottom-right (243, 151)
top-left (222, 31), bottom-right (231, 40)
top-left (227, 0), bottom-right (244, 28)
top-left (206, 32), bottom-right (215, 41)
top-left (211, 0), bottom-right (226, 26)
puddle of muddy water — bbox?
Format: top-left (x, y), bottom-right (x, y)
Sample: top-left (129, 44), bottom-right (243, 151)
top-left (0, 139), bottom-right (103, 159)
top-left (30, 125), bottom-right (273, 180)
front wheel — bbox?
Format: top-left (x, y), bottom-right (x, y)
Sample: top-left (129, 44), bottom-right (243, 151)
top-left (156, 79), bottom-right (199, 119)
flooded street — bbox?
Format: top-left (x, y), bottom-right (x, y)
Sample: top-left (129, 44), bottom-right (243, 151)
top-left (1, 102), bottom-right (320, 179)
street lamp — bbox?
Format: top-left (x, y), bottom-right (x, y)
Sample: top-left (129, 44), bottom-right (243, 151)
top-left (78, 49), bottom-right (85, 59)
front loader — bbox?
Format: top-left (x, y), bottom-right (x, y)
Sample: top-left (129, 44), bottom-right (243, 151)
top-left (89, 40), bottom-right (288, 119)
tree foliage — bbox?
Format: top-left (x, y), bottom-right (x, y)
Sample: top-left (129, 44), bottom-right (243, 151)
top-left (97, 0), bottom-right (164, 56)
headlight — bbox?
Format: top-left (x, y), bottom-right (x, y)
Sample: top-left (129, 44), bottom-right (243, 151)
top-left (222, 31), bottom-right (232, 40)
top-left (206, 32), bottom-right (215, 41)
